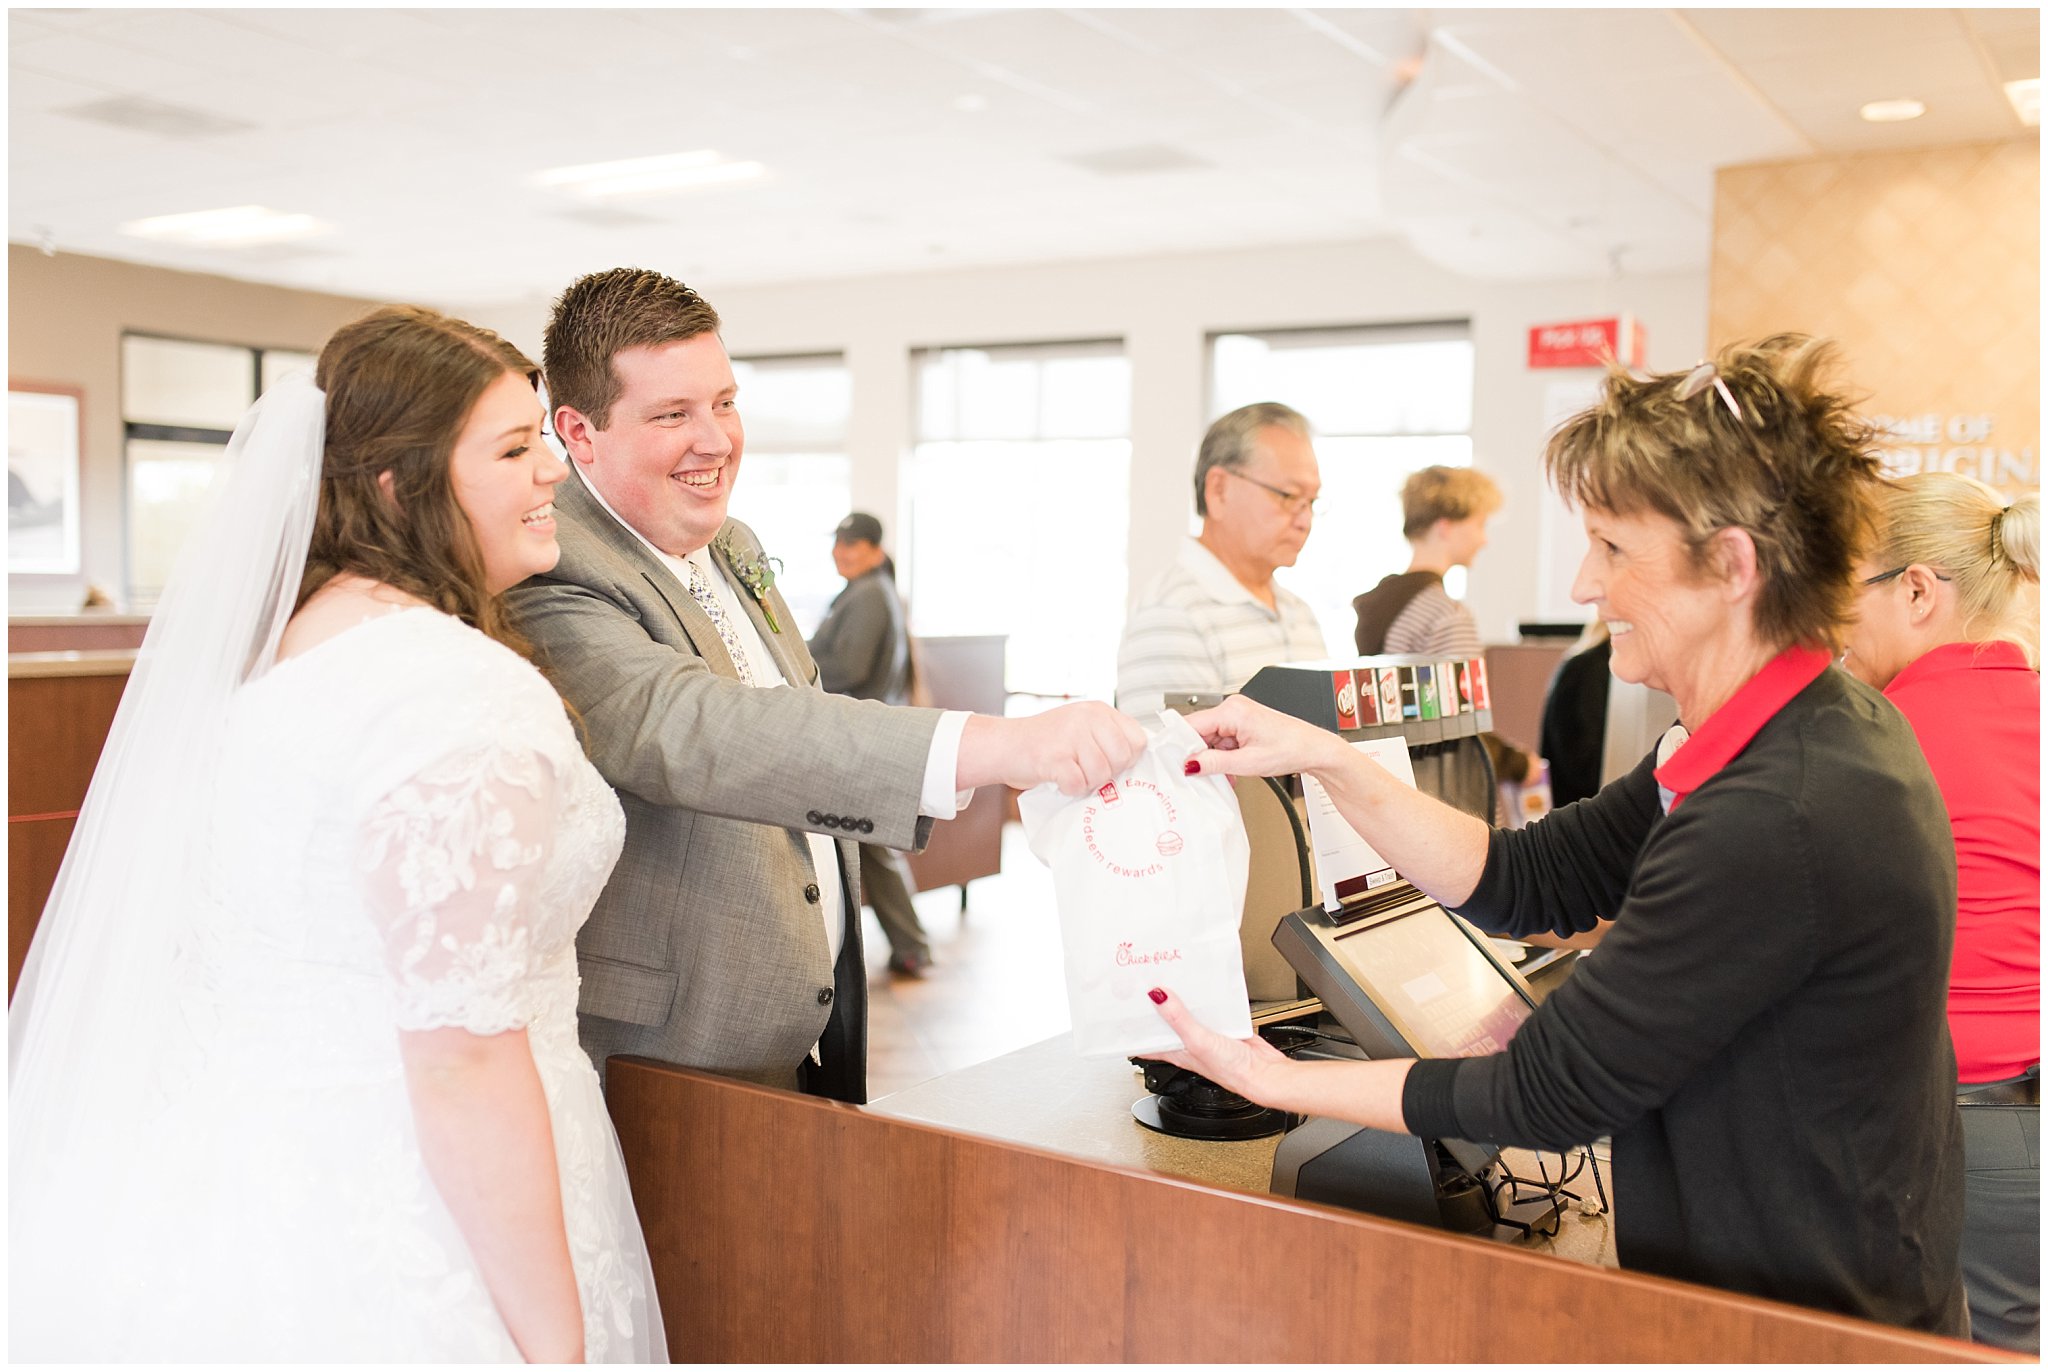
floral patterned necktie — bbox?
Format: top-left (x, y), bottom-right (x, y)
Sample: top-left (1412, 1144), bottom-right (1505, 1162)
top-left (685, 559), bottom-right (760, 687)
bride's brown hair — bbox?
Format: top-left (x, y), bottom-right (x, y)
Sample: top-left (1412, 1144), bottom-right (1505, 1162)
top-left (298, 305), bottom-right (540, 656)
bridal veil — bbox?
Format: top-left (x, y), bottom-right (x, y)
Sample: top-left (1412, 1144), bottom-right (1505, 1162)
top-left (9, 373), bottom-right (325, 1347)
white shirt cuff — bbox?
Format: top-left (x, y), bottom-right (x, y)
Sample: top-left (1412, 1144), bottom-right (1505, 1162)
top-left (919, 710), bottom-right (973, 819)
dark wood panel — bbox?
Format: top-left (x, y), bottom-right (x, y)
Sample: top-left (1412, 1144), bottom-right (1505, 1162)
top-left (9, 622), bottom-right (148, 653)
top-left (8, 672), bottom-right (130, 816)
top-left (904, 789), bottom-right (1004, 892)
top-left (608, 1059), bottom-right (2010, 1364)
top-left (905, 635), bottom-right (1006, 893)
top-left (9, 815), bottom-right (74, 998)
top-left (1483, 642), bottom-right (1570, 755)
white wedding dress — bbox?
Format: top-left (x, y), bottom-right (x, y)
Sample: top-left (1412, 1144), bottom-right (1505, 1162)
top-left (110, 604), bottom-right (664, 1361)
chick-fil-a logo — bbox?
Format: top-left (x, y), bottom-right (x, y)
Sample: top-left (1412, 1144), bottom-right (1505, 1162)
top-left (1116, 941), bottom-right (1185, 967)
top-left (1080, 777), bottom-right (1179, 880)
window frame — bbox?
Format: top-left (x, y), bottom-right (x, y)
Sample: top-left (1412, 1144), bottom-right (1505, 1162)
top-left (119, 331), bottom-right (314, 604)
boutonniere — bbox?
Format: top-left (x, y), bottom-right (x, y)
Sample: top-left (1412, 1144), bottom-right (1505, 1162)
top-left (714, 530), bottom-right (784, 633)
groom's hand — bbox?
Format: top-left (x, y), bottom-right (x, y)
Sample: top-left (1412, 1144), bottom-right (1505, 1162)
top-left (955, 704), bottom-right (1147, 797)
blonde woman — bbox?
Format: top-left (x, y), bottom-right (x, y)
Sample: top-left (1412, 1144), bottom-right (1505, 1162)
top-left (1844, 474), bottom-right (2039, 1353)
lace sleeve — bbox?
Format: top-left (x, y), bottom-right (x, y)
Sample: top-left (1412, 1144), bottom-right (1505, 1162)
top-left (357, 745), bottom-right (559, 1034)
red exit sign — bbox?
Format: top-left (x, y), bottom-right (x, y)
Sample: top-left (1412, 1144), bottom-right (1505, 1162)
top-left (1528, 315), bottom-right (1645, 369)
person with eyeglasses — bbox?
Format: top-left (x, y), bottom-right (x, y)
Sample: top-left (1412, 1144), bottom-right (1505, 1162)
top-left (1146, 338), bottom-right (1969, 1335)
top-left (1842, 473), bottom-right (2041, 1353)
top-left (1115, 402), bottom-right (1329, 718)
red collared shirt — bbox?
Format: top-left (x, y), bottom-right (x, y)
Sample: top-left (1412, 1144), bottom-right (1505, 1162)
top-left (1884, 639), bottom-right (2040, 1082)
top-left (1654, 644), bottom-right (1833, 812)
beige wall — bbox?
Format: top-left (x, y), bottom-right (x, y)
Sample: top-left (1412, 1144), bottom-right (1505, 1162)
top-left (477, 238), bottom-right (1707, 638)
top-left (7, 246), bottom-right (381, 612)
top-left (9, 238), bottom-right (1707, 632)
top-left (1710, 138), bottom-right (2039, 493)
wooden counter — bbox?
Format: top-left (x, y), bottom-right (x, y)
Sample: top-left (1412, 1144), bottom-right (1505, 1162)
top-left (8, 651), bottom-right (133, 994)
top-left (873, 1031), bottom-right (1616, 1268)
top-left (9, 615), bottom-right (150, 654)
top-left (607, 1057), bottom-right (2006, 1362)
top-left (9, 649), bottom-right (139, 678)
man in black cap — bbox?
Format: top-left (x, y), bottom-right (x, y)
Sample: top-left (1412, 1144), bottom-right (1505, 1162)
top-left (809, 512), bottom-right (932, 975)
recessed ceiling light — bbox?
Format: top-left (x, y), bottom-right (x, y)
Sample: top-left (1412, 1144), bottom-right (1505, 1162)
top-left (2005, 78), bottom-right (2041, 128)
top-left (119, 205), bottom-right (329, 247)
top-left (534, 150), bottom-right (765, 197)
top-left (1859, 98), bottom-right (1927, 123)
top-left (954, 93), bottom-right (989, 113)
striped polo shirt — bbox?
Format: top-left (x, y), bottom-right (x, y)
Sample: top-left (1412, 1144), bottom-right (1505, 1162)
top-left (1115, 537), bottom-right (1328, 718)
top-left (1380, 580), bottom-right (1484, 658)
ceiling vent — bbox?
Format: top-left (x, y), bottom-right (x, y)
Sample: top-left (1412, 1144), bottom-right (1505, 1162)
top-left (1064, 143), bottom-right (1210, 176)
top-left (56, 95), bottom-right (256, 138)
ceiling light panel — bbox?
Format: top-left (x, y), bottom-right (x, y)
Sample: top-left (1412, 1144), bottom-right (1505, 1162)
top-left (534, 150), bottom-right (766, 197)
top-left (1860, 98), bottom-right (1927, 122)
top-left (120, 205), bottom-right (330, 247)
top-left (535, 150), bottom-right (721, 187)
top-left (2005, 77), bottom-right (2041, 126)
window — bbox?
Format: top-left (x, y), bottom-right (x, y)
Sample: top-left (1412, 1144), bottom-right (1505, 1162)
top-left (121, 335), bottom-right (315, 604)
top-left (726, 353), bottom-right (852, 637)
top-left (908, 341), bottom-right (1131, 701)
top-left (1209, 324), bottom-right (1475, 653)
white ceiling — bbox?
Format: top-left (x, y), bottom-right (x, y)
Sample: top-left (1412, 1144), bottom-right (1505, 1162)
top-left (9, 7), bottom-right (2039, 307)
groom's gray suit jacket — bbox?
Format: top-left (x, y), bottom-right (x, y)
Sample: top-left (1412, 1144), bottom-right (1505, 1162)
top-left (508, 466), bottom-right (941, 1103)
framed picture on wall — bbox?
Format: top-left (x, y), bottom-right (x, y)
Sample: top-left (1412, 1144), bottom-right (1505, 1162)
top-left (9, 382), bottom-right (84, 575)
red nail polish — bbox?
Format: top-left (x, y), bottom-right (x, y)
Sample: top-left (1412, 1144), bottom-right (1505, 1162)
top-left (1147, 988), bottom-right (1167, 1004)
top-left (1182, 760), bottom-right (1200, 775)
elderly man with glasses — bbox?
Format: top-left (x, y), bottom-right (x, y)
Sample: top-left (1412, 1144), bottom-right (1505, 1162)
top-left (1116, 402), bottom-right (1328, 718)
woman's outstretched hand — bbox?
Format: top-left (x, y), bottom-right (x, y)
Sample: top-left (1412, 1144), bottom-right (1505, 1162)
top-left (1142, 986), bottom-right (1293, 1105)
top-left (1179, 695), bottom-right (1352, 781)
top-left (1148, 987), bottom-right (1418, 1134)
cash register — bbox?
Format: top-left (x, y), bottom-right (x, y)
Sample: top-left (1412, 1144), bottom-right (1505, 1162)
top-left (1149, 655), bottom-right (1576, 1237)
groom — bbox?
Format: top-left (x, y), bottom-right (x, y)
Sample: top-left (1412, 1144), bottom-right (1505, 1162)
top-left (511, 268), bottom-right (1142, 1103)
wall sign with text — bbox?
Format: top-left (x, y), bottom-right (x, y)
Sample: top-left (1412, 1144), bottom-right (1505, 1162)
top-left (1527, 315), bottom-right (1646, 370)
top-left (1871, 411), bottom-right (2038, 491)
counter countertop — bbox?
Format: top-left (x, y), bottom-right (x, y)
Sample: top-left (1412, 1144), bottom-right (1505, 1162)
top-left (871, 1031), bottom-right (1616, 1268)
top-left (9, 649), bottom-right (138, 678)
top-left (9, 614), bottom-right (151, 627)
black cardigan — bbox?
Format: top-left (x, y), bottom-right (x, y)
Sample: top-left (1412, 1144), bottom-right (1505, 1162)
top-left (1402, 667), bottom-right (1967, 1334)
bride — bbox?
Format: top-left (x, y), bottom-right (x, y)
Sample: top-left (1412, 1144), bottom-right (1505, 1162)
top-left (10, 306), bottom-right (665, 1360)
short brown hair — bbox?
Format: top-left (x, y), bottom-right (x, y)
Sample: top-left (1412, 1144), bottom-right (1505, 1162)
top-left (1401, 466), bottom-right (1502, 538)
top-left (542, 268), bottom-right (721, 430)
top-left (300, 304), bottom-right (538, 655)
top-left (1544, 334), bottom-right (1885, 652)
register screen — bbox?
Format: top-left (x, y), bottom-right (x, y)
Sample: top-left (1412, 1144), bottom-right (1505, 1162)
top-left (1332, 908), bottom-right (1530, 1058)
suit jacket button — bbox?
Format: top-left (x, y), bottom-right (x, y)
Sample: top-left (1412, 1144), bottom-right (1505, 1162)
top-left (806, 810), bottom-right (823, 825)
top-left (803, 882), bottom-right (821, 904)
top-left (817, 987), bottom-right (834, 1006)
top-left (822, 813), bottom-right (840, 829)
top-left (857, 819), bottom-right (874, 834)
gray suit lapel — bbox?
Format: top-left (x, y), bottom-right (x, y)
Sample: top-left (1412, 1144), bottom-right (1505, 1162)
top-left (558, 464), bottom-right (746, 682)
top-left (709, 524), bottom-right (808, 685)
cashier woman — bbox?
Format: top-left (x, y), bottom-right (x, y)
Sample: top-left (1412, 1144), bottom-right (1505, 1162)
top-left (1150, 337), bottom-right (1969, 1336)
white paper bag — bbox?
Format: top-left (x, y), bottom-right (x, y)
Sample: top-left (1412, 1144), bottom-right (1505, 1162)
top-left (1018, 711), bottom-right (1254, 1057)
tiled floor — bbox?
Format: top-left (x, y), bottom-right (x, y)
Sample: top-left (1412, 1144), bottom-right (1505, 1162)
top-left (858, 824), bottom-right (1072, 1101)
